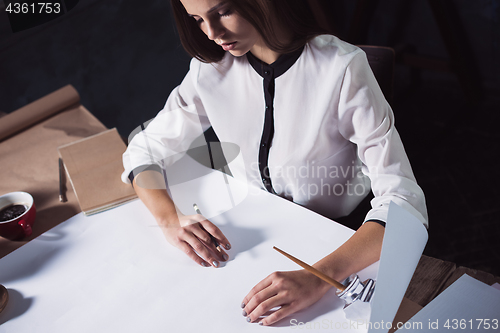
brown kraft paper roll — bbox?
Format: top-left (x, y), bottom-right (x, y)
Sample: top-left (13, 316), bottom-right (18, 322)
top-left (0, 85), bottom-right (80, 142)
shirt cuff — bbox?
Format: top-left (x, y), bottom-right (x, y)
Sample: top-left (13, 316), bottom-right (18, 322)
top-left (127, 164), bottom-right (163, 185)
top-left (365, 219), bottom-right (386, 228)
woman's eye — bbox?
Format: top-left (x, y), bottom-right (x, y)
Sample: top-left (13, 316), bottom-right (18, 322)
top-left (191, 7), bottom-right (230, 25)
top-left (192, 16), bottom-right (203, 24)
top-left (218, 9), bottom-right (231, 17)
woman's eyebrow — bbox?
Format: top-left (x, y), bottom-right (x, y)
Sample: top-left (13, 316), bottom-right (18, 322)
top-left (207, 1), bottom-right (227, 14)
top-left (187, 1), bottom-right (227, 17)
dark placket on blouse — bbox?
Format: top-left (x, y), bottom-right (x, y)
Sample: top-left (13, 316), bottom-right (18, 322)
top-left (246, 47), bottom-right (304, 193)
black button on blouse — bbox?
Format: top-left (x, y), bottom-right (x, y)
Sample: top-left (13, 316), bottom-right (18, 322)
top-left (246, 47), bottom-right (304, 194)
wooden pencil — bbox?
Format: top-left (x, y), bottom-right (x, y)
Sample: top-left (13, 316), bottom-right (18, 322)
top-left (273, 246), bottom-right (346, 291)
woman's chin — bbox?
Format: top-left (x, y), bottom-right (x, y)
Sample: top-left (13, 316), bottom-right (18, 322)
top-left (228, 49), bottom-right (248, 57)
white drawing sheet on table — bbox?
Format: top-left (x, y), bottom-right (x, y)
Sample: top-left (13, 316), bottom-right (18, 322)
top-left (396, 274), bottom-right (500, 332)
top-left (0, 162), bottom-right (376, 333)
top-left (0, 152), bottom-right (428, 333)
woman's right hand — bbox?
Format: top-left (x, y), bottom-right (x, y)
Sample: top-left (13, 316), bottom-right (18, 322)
top-left (160, 214), bottom-right (231, 268)
top-left (132, 173), bottom-right (230, 268)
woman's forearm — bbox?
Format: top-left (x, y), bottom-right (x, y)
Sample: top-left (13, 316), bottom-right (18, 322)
top-left (132, 170), bottom-right (179, 227)
top-left (312, 221), bottom-right (385, 291)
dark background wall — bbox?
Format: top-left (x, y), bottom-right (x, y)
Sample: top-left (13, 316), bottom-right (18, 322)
top-left (0, 0), bottom-right (192, 135)
top-left (1, 0), bottom-right (499, 275)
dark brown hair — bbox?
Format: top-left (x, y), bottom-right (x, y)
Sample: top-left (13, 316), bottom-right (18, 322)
top-left (170, 0), bottom-right (326, 63)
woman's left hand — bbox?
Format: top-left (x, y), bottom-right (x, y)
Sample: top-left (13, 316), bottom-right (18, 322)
top-left (241, 270), bottom-right (331, 326)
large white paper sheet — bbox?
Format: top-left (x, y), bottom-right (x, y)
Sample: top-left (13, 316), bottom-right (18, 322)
top-left (0, 164), bottom-right (379, 333)
top-left (397, 274), bottom-right (500, 332)
top-left (368, 202), bottom-right (428, 333)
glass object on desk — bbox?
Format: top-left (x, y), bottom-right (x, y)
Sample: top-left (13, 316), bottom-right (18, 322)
top-left (336, 273), bottom-right (376, 321)
top-left (337, 274), bottom-right (376, 305)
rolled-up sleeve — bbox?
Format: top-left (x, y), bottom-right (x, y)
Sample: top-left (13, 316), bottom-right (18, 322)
top-left (121, 59), bottom-right (211, 184)
top-left (337, 51), bottom-right (428, 227)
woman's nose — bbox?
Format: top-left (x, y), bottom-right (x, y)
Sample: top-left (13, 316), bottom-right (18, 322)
top-left (205, 21), bottom-right (224, 40)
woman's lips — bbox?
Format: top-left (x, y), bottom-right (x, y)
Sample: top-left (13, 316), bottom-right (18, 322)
top-left (221, 42), bottom-right (237, 51)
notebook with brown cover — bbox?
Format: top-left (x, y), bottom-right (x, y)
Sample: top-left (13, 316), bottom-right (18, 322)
top-left (58, 128), bottom-right (137, 215)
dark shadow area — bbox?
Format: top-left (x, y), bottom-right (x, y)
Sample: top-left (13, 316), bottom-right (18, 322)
top-left (0, 289), bottom-right (34, 325)
top-left (217, 224), bottom-right (265, 264)
top-left (28, 198), bottom-right (80, 238)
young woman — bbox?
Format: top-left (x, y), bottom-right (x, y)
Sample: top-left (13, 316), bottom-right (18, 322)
top-left (122, 0), bottom-right (428, 326)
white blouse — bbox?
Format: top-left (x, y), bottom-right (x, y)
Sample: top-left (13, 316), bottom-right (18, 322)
top-left (122, 35), bottom-right (428, 227)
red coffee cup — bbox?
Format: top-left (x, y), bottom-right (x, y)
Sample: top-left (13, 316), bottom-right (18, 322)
top-left (0, 191), bottom-right (36, 240)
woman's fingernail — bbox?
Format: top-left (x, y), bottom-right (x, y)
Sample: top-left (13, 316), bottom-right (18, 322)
top-left (241, 303), bottom-right (245, 308)
top-left (223, 254), bottom-right (229, 261)
top-left (212, 261), bottom-right (219, 267)
top-left (259, 321), bottom-right (264, 326)
top-left (201, 262), bottom-right (208, 267)
top-left (247, 317), bottom-right (251, 322)
top-left (242, 310), bottom-right (247, 316)
top-left (225, 244), bottom-right (231, 250)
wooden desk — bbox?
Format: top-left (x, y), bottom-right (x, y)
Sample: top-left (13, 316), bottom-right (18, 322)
top-left (405, 255), bottom-right (500, 307)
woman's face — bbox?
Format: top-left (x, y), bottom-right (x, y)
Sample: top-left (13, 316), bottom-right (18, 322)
top-left (180, 0), bottom-right (264, 58)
